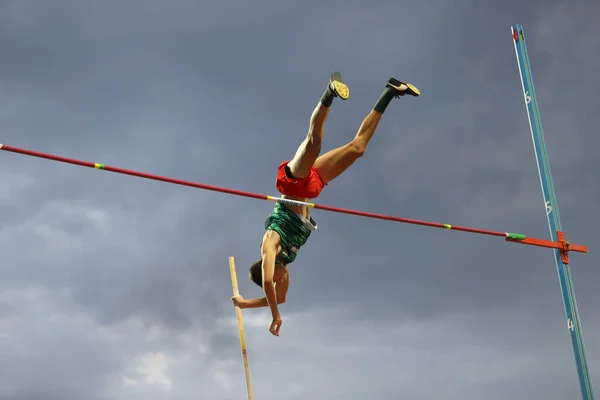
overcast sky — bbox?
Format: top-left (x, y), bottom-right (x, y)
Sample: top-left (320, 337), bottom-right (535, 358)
top-left (1, 0), bottom-right (599, 399)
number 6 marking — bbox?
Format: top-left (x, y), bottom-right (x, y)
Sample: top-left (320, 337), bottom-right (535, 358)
top-left (525, 91), bottom-right (531, 104)
top-left (567, 318), bottom-right (575, 331)
top-left (546, 201), bottom-right (552, 215)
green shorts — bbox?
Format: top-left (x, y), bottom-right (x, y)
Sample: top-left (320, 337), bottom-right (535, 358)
top-left (264, 202), bottom-right (317, 265)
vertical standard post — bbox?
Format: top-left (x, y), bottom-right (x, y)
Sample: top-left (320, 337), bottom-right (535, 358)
top-left (229, 256), bottom-right (254, 400)
top-left (511, 25), bottom-right (594, 400)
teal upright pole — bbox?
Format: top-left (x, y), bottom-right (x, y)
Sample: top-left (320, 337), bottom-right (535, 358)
top-left (511, 24), bottom-right (594, 400)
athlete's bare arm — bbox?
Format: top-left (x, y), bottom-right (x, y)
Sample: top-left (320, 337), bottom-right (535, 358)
top-left (261, 231), bottom-right (284, 335)
top-left (261, 234), bottom-right (279, 304)
top-left (232, 276), bottom-right (289, 309)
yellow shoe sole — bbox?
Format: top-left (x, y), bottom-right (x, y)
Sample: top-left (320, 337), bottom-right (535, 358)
top-left (406, 83), bottom-right (420, 96)
top-left (332, 80), bottom-right (350, 100)
top-left (387, 78), bottom-right (420, 96)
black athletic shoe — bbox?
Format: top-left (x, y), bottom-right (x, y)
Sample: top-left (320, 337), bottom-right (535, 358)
top-left (329, 71), bottom-right (350, 100)
top-left (386, 77), bottom-right (420, 97)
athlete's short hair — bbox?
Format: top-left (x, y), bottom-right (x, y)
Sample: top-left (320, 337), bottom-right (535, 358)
top-left (249, 258), bottom-right (263, 288)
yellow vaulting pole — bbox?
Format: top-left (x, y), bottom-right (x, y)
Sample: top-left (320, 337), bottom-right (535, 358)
top-left (229, 256), bottom-right (253, 400)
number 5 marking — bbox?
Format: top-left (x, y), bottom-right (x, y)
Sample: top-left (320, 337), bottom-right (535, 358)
top-left (525, 91), bottom-right (531, 104)
top-left (546, 201), bottom-right (552, 215)
top-left (567, 318), bottom-right (575, 331)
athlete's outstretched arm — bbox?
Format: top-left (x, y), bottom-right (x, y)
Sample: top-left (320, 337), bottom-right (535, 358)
top-left (261, 236), bottom-right (280, 320)
top-left (232, 279), bottom-right (289, 309)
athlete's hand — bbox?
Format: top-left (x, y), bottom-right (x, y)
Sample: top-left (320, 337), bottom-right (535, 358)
top-left (231, 295), bottom-right (245, 309)
top-left (270, 315), bottom-right (282, 336)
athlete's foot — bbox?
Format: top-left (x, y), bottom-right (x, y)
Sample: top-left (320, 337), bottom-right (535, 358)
top-left (329, 71), bottom-right (350, 100)
top-left (386, 77), bottom-right (420, 97)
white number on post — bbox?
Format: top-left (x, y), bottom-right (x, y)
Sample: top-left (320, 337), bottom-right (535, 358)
top-left (546, 201), bottom-right (552, 215)
top-left (525, 91), bottom-right (531, 104)
top-left (567, 318), bottom-right (575, 331)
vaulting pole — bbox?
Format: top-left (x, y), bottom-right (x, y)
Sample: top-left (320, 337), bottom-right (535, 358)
top-left (229, 256), bottom-right (253, 400)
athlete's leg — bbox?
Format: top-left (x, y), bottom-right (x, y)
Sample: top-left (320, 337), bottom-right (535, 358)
top-left (287, 72), bottom-right (349, 179)
top-left (314, 77), bottom-right (419, 184)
